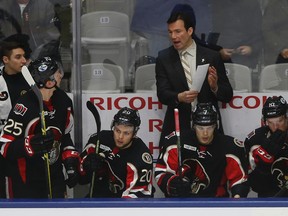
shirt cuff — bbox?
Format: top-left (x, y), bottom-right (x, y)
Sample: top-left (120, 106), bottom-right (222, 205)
top-left (211, 86), bottom-right (218, 95)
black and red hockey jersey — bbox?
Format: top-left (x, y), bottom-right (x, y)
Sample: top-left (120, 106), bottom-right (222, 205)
top-left (80, 130), bottom-right (154, 198)
top-left (155, 129), bottom-right (249, 197)
top-left (0, 88), bottom-right (76, 198)
top-left (0, 67), bottom-right (31, 198)
top-left (244, 126), bottom-right (288, 197)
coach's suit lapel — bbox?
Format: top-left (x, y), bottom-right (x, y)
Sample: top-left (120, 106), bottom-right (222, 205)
top-left (196, 46), bottom-right (208, 66)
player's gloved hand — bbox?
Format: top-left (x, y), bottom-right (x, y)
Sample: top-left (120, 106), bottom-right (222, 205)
top-left (252, 146), bottom-right (274, 173)
top-left (64, 157), bottom-right (80, 188)
top-left (262, 129), bottom-right (286, 156)
top-left (82, 153), bottom-right (105, 174)
top-left (24, 130), bottom-right (54, 157)
top-left (167, 175), bottom-right (191, 197)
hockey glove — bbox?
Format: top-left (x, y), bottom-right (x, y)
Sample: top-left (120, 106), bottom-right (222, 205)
top-left (24, 130), bottom-right (54, 157)
top-left (262, 129), bottom-right (286, 156)
top-left (82, 153), bottom-right (105, 174)
top-left (64, 156), bottom-right (80, 188)
top-left (167, 175), bottom-right (191, 197)
top-left (252, 146), bottom-right (274, 173)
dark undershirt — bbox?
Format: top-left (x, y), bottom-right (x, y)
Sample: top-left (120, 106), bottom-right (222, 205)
top-left (3, 69), bottom-right (30, 106)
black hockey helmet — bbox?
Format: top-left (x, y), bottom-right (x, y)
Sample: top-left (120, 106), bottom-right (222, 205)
top-left (192, 102), bottom-right (218, 126)
top-left (111, 107), bottom-right (141, 132)
top-left (28, 56), bottom-right (59, 88)
top-left (262, 96), bottom-right (288, 121)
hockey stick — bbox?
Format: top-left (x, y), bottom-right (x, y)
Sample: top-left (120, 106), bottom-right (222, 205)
top-left (86, 101), bottom-right (101, 135)
top-left (274, 181), bottom-right (288, 197)
top-left (174, 108), bottom-right (182, 177)
top-left (21, 66), bottom-right (52, 199)
top-left (86, 101), bottom-right (101, 198)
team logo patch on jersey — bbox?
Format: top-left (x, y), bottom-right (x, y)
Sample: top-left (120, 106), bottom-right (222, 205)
top-left (14, 103), bottom-right (28, 116)
top-left (0, 91), bottom-right (8, 101)
top-left (45, 126), bottom-right (62, 164)
top-left (142, 152), bottom-right (152, 164)
top-left (48, 141), bottom-right (61, 165)
top-left (44, 109), bottom-right (56, 119)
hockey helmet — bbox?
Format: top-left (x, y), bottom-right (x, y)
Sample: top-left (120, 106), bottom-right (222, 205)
top-left (262, 96), bottom-right (288, 121)
top-left (192, 102), bottom-right (218, 126)
top-left (111, 107), bottom-right (141, 132)
top-left (28, 56), bottom-right (59, 88)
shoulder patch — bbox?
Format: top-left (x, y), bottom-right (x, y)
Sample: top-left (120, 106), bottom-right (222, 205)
top-left (233, 138), bottom-right (244, 148)
top-left (142, 152), bottom-right (152, 164)
top-left (14, 103), bottom-right (28, 116)
top-left (247, 130), bottom-right (256, 140)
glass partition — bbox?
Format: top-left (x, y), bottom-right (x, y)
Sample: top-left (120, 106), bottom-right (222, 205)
top-left (1, 0), bottom-right (286, 93)
top-left (1, 0), bottom-right (288, 199)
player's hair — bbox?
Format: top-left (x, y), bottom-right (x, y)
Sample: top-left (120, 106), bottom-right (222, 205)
top-left (0, 41), bottom-right (26, 61)
top-left (0, 33), bottom-right (32, 60)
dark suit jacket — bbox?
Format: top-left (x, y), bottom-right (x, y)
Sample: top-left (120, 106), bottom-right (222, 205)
top-left (156, 44), bottom-right (233, 145)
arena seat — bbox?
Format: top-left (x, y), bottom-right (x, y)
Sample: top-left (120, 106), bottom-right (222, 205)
top-left (259, 63), bottom-right (288, 92)
top-left (81, 63), bottom-right (125, 93)
top-left (224, 63), bottom-right (252, 92)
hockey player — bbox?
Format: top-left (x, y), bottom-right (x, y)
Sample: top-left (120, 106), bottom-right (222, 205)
top-left (0, 56), bottom-right (80, 198)
top-left (155, 102), bottom-right (249, 197)
top-left (0, 40), bottom-right (30, 198)
top-left (244, 96), bottom-right (288, 197)
top-left (80, 107), bottom-right (154, 198)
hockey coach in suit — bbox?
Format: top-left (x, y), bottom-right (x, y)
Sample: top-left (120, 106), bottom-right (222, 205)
top-left (155, 4), bottom-right (233, 146)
